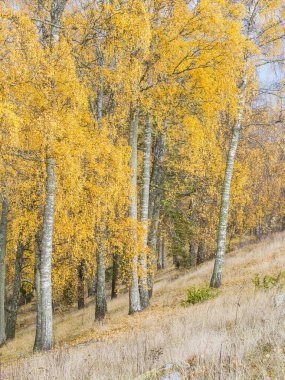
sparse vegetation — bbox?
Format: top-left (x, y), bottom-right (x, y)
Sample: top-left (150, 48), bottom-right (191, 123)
top-left (252, 271), bottom-right (285, 290)
top-left (183, 286), bottom-right (219, 306)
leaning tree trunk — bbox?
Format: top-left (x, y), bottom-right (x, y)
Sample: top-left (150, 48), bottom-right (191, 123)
top-left (6, 239), bottom-right (24, 340)
top-left (0, 199), bottom-right (8, 346)
top-left (77, 259), bottom-right (85, 310)
top-left (147, 127), bottom-right (166, 298)
top-left (37, 157), bottom-right (56, 351)
top-left (210, 72), bottom-right (247, 288)
top-left (95, 232), bottom-right (107, 321)
top-left (111, 252), bottom-right (119, 299)
top-left (129, 109), bottom-right (141, 314)
top-left (139, 114), bottom-right (152, 309)
top-left (148, 206), bottom-right (161, 297)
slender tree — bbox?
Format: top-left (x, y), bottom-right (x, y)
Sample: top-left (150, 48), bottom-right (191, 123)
top-left (129, 109), bottom-right (141, 314)
top-left (37, 157), bottom-right (56, 350)
top-left (93, 46), bottom-right (108, 320)
top-left (210, 0), bottom-right (251, 288)
top-left (210, 0), bottom-right (284, 287)
top-left (0, 199), bottom-right (8, 346)
top-left (139, 115), bottom-right (152, 309)
top-left (210, 76), bottom-right (247, 287)
top-left (95, 228), bottom-right (107, 320)
top-left (34, 0), bottom-right (67, 351)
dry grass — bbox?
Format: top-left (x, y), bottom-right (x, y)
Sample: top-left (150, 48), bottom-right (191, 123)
top-left (2, 232), bottom-right (285, 379)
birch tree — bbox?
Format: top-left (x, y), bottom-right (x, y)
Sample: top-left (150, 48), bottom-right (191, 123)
top-left (95, 226), bottom-right (107, 321)
top-left (129, 110), bottom-right (141, 314)
top-left (210, 0), bottom-right (285, 288)
top-left (139, 115), bottom-right (152, 309)
top-left (37, 158), bottom-right (56, 351)
top-left (34, 0), bottom-right (67, 351)
top-left (210, 69), bottom-right (247, 287)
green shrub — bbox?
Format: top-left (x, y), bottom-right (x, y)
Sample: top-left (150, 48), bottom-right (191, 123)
top-left (252, 272), bottom-right (285, 290)
top-left (183, 286), bottom-right (219, 306)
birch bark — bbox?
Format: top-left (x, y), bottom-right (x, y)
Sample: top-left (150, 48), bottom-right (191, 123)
top-left (139, 115), bottom-right (152, 309)
top-left (129, 110), bottom-right (141, 314)
top-left (95, 230), bottom-right (107, 320)
top-left (38, 157), bottom-right (56, 350)
top-left (210, 70), bottom-right (247, 288)
top-left (33, 0), bottom-right (66, 352)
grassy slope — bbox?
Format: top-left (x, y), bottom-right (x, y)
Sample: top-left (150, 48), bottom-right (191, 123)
top-left (2, 232), bottom-right (285, 379)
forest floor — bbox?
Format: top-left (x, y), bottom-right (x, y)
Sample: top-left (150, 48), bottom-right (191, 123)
top-left (2, 232), bottom-right (285, 379)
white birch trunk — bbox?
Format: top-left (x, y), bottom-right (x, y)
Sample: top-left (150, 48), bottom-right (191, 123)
top-left (129, 110), bottom-right (141, 314)
top-left (210, 71), bottom-right (247, 288)
top-left (139, 114), bottom-right (152, 309)
top-left (95, 231), bottom-right (107, 320)
top-left (33, 0), bottom-right (66, 351)
top-left (38, 157), bottom-right (56, 350)
top-left (50, 0), bottom-right (67, 45)
top-left (0, 199), bottom-right (8, 346)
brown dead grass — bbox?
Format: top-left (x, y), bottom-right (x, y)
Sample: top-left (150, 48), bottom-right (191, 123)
top-left (1, 232), bottom-right (285, 379)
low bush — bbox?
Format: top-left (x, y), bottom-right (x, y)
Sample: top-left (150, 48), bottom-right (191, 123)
top-left (183, 286), bottom-right (219, 306)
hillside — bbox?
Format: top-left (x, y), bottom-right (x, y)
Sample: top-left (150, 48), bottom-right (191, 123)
top-left (1, 1), bottom-right (285, 379)
top-left (2, 232), bottom-right (285, 379)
